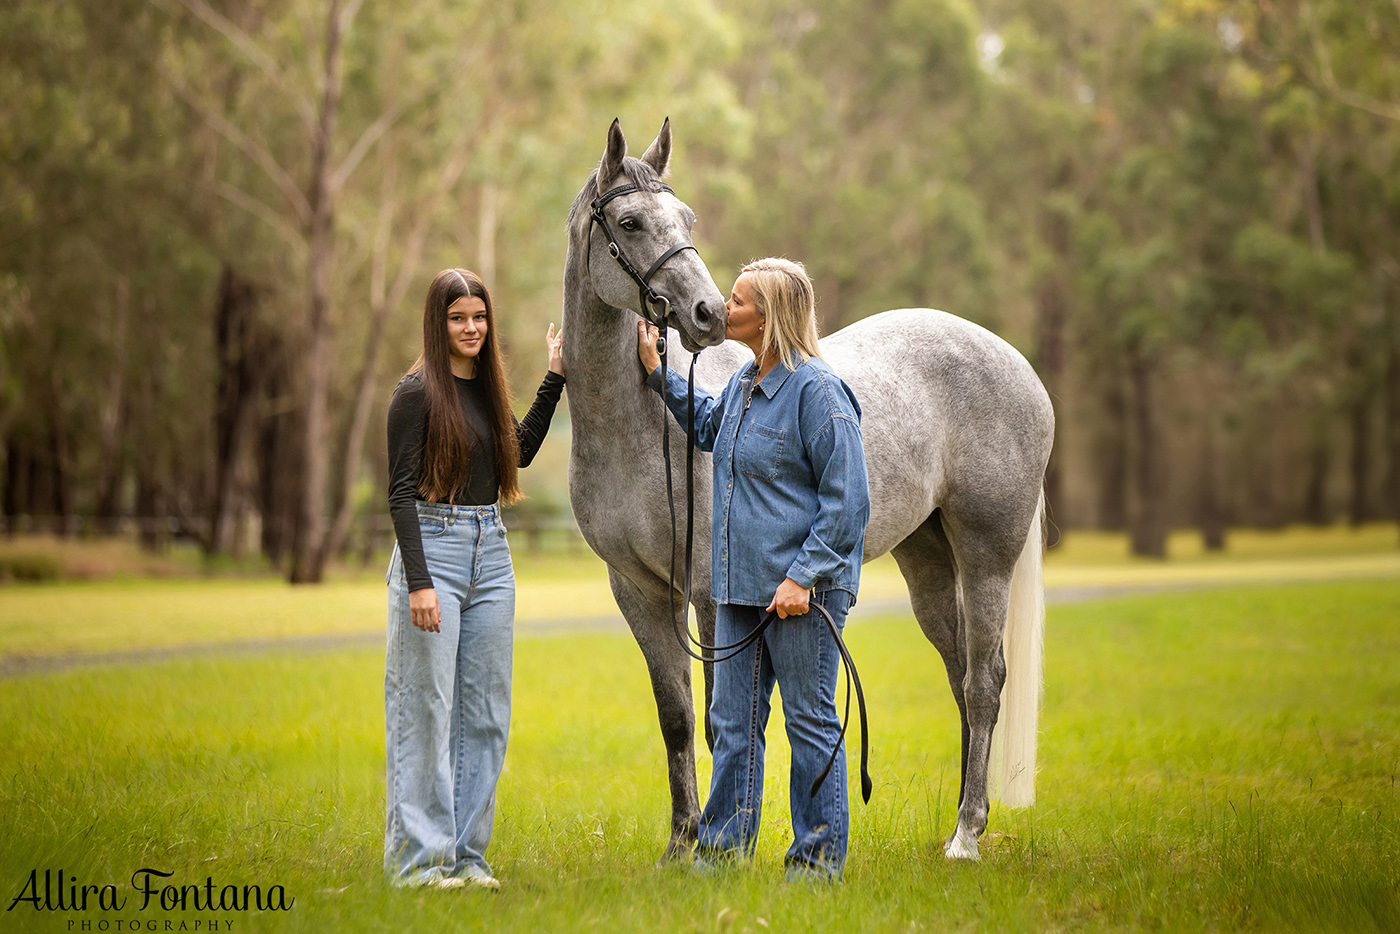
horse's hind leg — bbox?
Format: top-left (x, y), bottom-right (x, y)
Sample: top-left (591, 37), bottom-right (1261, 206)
top-left (891, 512), bottom-right (970, 831)
top-left (941, 521), bottom-right (1023, 860)
top-left (607, 566), bottom-right (700, 859)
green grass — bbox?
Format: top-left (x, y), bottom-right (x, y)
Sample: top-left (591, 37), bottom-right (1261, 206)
top-left (2, 579), bottom-right (1399, 931)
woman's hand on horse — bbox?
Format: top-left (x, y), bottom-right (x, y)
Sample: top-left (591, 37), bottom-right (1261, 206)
top-left (409, 587), bottom-right (441, 633)
top-left (546, 323), bottom-right (565, 376)
top-left (767, 578), bottom-right (811, 619)
top-left (636, 319), bottom-right (661, 375)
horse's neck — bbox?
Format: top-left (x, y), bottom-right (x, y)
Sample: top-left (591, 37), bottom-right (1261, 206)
top-left (562, 247), bottom-right (652, 441)
top-left (561, 236), bottom-right (748, 440)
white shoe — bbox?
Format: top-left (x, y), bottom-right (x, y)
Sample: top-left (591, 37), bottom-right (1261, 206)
top-left (462, 873), bottom-right (501, 892)
top-left (430, 876), bottom-right (468, 890)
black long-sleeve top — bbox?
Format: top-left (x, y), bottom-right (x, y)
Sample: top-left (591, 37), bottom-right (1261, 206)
top-left (387, 369), bottom-right (565, 591)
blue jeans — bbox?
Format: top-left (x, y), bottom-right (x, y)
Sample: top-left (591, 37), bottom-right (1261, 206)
top-left (384, 502), bottom-right (514, 886)
top-left (698, 589), bottom-right (853, 879)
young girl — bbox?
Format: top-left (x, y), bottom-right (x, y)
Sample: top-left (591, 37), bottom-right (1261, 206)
top-left (384, 268), bottom-right (564, 890)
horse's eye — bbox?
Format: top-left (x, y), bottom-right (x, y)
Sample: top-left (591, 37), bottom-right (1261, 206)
top-left (619, 217), bottom-right (640, 232)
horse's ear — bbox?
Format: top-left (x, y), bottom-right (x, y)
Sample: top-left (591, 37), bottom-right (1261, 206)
top-left (597, 118), bottom-right (627, 196)
top-left (640, 117), bottom-right (671, 178)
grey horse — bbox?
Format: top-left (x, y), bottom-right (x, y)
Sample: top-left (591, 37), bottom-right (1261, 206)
top-left (562, 119), bottom-right (1053, 861)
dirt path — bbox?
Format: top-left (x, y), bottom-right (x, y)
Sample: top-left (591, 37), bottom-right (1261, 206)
top-left (0, 582), bottom-right (1202, 678)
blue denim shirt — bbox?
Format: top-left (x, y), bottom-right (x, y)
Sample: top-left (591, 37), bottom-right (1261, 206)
top-left (646, 353), bottom-right (870, 606)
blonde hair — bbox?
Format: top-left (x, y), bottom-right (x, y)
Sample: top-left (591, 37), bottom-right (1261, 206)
top-left (740, 257), bottom-right (822, 371)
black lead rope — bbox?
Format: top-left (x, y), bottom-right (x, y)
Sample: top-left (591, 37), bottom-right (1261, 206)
top-left (590, 181), bottom-right (872, 802)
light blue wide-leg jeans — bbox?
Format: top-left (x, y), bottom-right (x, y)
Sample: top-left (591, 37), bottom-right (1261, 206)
top-left (384, 502), bottom-right (515, 886)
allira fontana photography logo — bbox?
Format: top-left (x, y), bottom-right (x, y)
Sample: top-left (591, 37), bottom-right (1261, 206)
top-left (8, 868), bottom-right (294, 929)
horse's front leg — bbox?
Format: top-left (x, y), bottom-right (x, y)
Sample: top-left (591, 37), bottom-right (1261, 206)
top-left (692, 594), bottom-right (717, 753)
top-left (608, 566), bottom-right (700, 860)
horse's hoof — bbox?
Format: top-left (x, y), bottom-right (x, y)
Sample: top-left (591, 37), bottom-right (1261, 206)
top-left (656, 841), bottom-right (695, 867)
top-left (943, 832), bottom-right (981, 861)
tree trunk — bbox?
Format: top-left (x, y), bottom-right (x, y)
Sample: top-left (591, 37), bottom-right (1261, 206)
top-left (1298, 136), bottom-right (1327, 254)
top-left (48, 391), bottom-right (72, 537)
top-left (1034, 271), bottom-right (1068, 547)
top-left (290, 0), bottom-right (347, 584)
top-left (210, 265), bottom-right (264, 555)
top-left (1129, 351), bottom-right (1166, 557)
top-left (1036, 201), bottom-right (1072, 545)
top-left (322, 311), bottom-right (385, 563)
top-left (324, 154), bottom-right (460, 562)
top-left (1302, 432), bottom-right (1330, 525)
top-left (95, 277), bottom-right (130, 535)
top-left (94, 451), bottom-right (126, 535)
top-left (3, 439), bottom-right (27, 534)
top-left (27, 447), bottom-right (47, 527)
top-left (1198, 418), bottom-right (1227, 551)
top-left (258, 339), bottom-right (300, 565)
top-left (1245, 399), bottom-right (1279, 528)
top-left (1097, 371), bottom-right (1129, 530)
top-left (322, 294), bottom-right (390, 562)
top-left (1349, 393), bottom-right (1371, 526)
top-left (135, 469), bottom-right (162, 551)
top-left (1384, 314), bottom-right (1400, 526)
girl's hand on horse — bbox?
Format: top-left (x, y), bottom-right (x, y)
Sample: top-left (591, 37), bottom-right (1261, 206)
top-left (767, 578), bottom-right (811, 619)
top-left (409, 588), bottom-right (442, 633)
top-left (546, 323), bottom-right (565, 376)
top-left (636, 320), bottom-right (661, 375)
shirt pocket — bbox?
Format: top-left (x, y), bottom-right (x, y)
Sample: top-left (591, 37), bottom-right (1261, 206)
top-left (738, 423), bottom-right (786, 481)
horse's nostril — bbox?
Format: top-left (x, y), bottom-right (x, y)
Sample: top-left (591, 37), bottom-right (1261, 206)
top-left (694, 300), bottom-right (715, 326)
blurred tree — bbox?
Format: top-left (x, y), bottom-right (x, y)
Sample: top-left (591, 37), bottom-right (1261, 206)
top-left (714, 0), bottom-right (999, 329)
top-left (3, 0), bottom-right (1394, 566)
top-left (1240, 0), bottom-right (1398, 529)
top-left (0, 0), bottom-right (217, 544)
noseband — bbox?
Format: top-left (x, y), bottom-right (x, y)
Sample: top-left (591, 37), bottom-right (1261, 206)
top-left (589, 182), bottom-right (698, 352)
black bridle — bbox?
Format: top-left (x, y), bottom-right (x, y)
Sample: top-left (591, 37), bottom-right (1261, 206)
top-left (589, 182), bottom-right (697, 350)
top-left (589, 181), bottom-right (872, 804)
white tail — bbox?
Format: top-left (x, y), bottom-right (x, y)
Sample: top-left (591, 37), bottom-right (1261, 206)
top-left (989, 491), bottom-right (1046, 808)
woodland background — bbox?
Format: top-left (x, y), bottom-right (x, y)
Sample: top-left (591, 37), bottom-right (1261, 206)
top-left (3, 0), bottom-right (1399, 582)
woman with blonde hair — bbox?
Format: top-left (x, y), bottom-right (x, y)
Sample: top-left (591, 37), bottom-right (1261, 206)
top-left (638, 257), bottom-right (870, 881)
top-left (384, 268), bottom-right (564, 890)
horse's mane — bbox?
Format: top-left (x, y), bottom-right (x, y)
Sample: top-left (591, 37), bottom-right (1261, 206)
top-left (566, 157), bottom-right (667, 243)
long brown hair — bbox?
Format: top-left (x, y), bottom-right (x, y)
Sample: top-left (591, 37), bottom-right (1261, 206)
top-left (408, 268), bottom-right (521, 504)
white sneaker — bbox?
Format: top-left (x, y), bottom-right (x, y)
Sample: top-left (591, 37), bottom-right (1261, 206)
top-left (462, 873), bottom-right (501, 892)
top-left (429, 876), bottom-right (467, 890)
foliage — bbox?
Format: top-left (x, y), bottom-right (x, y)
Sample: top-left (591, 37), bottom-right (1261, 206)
top-left (2, 0), bottom-right (1399, 561)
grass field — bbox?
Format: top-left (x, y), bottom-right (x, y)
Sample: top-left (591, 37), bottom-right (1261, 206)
top-left (2, 561), bottom-right (1398, 931)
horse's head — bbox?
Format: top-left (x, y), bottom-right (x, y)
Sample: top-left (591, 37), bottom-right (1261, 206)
top-left (568, 119), bottom-right (727, 351)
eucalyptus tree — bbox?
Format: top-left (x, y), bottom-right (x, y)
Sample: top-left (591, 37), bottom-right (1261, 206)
top-left (153, 0), bottom-right (559, 575)
top-left (712, 0), bottom-right (999, 332)
top-left (0, 0), bottom-right (217, 540)
top-left (965, 0), bottom-right (1109, 536)
top-left (1240, 0), bottom-right (1400, 529)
